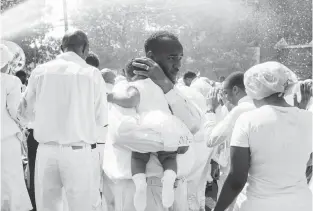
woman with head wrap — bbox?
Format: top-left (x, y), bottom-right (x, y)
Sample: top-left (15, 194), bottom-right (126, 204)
top-left (1, 44), bottom-right (33, 210)
top-left (214, 62), bottom-right (312, 211)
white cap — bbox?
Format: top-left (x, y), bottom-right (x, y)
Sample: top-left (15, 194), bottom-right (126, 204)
top-left (0, 44), bottom-right (13, 69)
top-left (244, 61), bottom-right (298, 100)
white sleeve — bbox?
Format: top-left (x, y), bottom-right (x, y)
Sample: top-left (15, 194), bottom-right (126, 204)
top-left (207, 107), bottom-right (243, 147)
top-left (230, 113), bottom-right (250, 148)
top-left (165, 87), bottom-right (202, 134)
top-left (7, 76), bottom-right (22, 119)
top-left (18, 67), bottom-right (39, 122)
top-left (94, 70), bottom-right (108, 127)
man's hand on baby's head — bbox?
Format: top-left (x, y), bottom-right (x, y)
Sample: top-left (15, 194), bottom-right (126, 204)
top-left (177, 146), bottom-right (189, 154)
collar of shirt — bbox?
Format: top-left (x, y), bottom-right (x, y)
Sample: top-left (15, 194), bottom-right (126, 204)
top-left (238, 95), bottom-right (253, 105)
top-left (57, 52), bottom-right (86, 66)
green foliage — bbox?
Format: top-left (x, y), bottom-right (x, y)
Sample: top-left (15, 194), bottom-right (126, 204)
top-left (2, 0), bottom-right (311, 79)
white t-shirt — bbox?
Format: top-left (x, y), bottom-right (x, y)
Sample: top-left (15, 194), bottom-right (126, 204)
top-left (231, 105), bottom-right (312, 211)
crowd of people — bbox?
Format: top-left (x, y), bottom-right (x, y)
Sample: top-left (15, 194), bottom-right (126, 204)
top-left (1, 29), bottom-right (312, 211)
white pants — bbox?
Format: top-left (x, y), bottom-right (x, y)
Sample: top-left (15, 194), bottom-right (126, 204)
top-left (35, 143), bottom-right (101, 211)
top-left (1, 135), bottom-right (33, 211)
top-left (187, 159), bottom-right (211, 211)
top-left (113, 177), bottom-right (188, 211)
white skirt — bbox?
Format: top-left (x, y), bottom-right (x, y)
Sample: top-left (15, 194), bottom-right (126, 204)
top-left (1, 135), bottom-right (32, 211)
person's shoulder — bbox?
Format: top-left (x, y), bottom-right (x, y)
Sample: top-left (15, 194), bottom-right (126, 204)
top-left (1, 74), bottom-right (22, 89)
top-left (297, 107), bottom-right (313, 120)
top-left (31, 59), bottom-right (60, 75)
top-left (235, 107), bottom-right (259, 124)
top-left (7, 74), bottom-right (21, 84)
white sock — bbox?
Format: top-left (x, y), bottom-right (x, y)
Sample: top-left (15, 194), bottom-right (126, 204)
top-left (132, 173), bottom-right (147, 211)
top-left (161, 170), bottom-right (177, 208)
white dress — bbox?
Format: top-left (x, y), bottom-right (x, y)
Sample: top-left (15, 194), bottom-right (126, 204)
top-left (129, 78), bottom-right (194, 151)
top-left (1, 73), bottom-right (33, 211)
top-left (231, 105), bottom-right (312, 211)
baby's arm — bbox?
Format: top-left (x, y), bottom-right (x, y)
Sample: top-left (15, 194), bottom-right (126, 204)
top-left (107, 86), bottom-right (140, 108)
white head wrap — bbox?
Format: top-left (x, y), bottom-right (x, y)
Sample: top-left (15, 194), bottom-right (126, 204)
top-left (0, 44), bottom-right (13, 70)
top-left (244, 61), bottom-right (298, 100)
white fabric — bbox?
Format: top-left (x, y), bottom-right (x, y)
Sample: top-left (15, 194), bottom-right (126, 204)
top-left (215, 105), bottom-right (229, 122)
top-left (165, 86), bottom-right (203, 134)
top-left (113, 177), bottom-right (188, 211)
top-left (0, 44), bottom-right (13, 69)
top-left (244, 61), bottom-right (298, 100)
top-left (231, 106), bottom-right (312, 211)
top-left (177, 78), bottom-right (185, 87)
top-left (18, 52), bottom-right (108, 144)
top-left (115, 75), bottom-right (127, 84)
top-left (207, 96), bottom-right (255, 147)
top-left (35, 143), bottom-right (101, 211)
top-left (187, 112), bottom-right (216, 210)
top-left (190, 77), bottom-right (213, 98)
top-left (115, 78), bottom-right (194, 151)
top-left (103, 83), bottom-right (201, 180)
top-left (1, 73), bottom-right (22, 140)
top-left (1, 135), bottom-right (32, 211)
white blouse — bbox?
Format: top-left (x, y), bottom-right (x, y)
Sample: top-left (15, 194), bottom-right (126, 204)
top-left (231, 105), bottom-right (312, 211)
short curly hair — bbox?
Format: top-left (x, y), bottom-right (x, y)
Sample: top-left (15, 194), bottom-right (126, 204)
top-left (144, 31), bottom-right (181, 53)
top-left (86, 52), bottom-right (100, 68)
top-left (124, 59), bottom-right (136, 80)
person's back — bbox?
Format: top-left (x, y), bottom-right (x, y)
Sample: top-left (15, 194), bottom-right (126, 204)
top-left (29, 53), bottom-right (106, 143)
top-left (1, 73), bottom-right (22, 140)
top-left (238, 105), bottom-right (312, 210)
top-left (18, 30), bottom-right (108, 211)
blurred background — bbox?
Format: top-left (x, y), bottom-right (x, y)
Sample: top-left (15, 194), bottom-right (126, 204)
top-left (1, 0), bottom-right (312, 80)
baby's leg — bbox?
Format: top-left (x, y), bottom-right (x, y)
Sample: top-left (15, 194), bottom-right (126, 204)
top-left (131, 152), bottom-right (150, 211)
top-left (157, 151), bottom-right (178, 208)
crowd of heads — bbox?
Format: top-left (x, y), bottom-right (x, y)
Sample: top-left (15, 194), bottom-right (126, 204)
top-left (2, 29), bottom-right (312, 105)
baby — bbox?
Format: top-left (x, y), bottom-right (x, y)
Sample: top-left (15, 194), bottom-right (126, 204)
top-left (107, 60), bottom-right (191, 211)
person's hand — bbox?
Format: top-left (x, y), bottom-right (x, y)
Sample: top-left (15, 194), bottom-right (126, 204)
top-left (294, 81), bottom-right (312, 110)
top-left (132, 57), bottom-right (174, 93)
top-left (207, 88), bottom-right (220, 112)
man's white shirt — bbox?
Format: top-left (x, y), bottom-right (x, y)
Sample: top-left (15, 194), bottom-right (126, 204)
top-left (206, 96), bottom-right (255, 147)
top-left (18, 52), bottom-right (108, 144)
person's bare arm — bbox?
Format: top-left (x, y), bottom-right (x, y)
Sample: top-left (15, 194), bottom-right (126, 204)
top-left (214, 146), bottom-right (250, 211)
top-left (107, 86), bottom-right (140, 108)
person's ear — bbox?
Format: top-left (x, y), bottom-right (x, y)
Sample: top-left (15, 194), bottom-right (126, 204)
top-left (232, 86), bottom-right (239, 95)
top-left (146, 51), bottom-right (154, 60)
top-left (82, 43), bottom-right (87, 54)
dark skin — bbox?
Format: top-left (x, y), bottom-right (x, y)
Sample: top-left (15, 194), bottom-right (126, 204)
top-left (214, 147), bottom-right (250, 211)
top-left (293, 82), bottom-right (312, 109)
top-left (215, 88), bottom-right (312, 211)
top-left (132, 38), bottom-right (184, 94)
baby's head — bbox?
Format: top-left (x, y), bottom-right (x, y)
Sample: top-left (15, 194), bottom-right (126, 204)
top-left (125, 59), bottom-right (147, 82)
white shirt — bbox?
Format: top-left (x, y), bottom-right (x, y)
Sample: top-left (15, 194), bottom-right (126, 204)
top-left (231, 106), bottom-right (312, 211)
top-left (1, 73), bottom-right (22, 140)
top-left (190, 77), bottom-right (213, 98)
top-left (18, 52), bottom-right (108, 144)
top-left (206, 96), bottom-right (255, 147)
top-left (103, 83), bottom-right (203, 180)
top-left (96, 83), bottom-right (113, 143)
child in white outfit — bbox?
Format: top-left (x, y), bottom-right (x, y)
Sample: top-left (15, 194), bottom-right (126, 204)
top-left (107, 60), bottom-right (192, 211)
